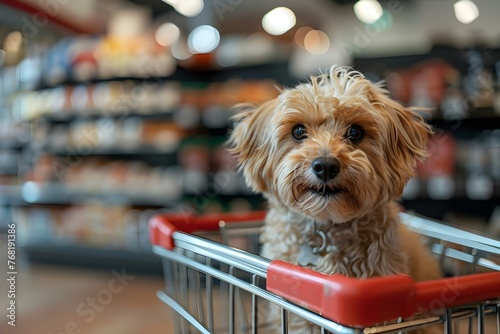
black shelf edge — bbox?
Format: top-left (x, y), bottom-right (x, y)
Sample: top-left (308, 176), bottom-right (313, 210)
top-left (402, 196), bottom-right (500, 202)
top-left (21, 243), bottom-right (163, 275)
top-left (429, 107), bottom-right (500, 121)
top-left (31, 145), bottom-right (179, 158)
top-left (0, 184), bottom-right (181, 207)
top-left (401, 197), bottom-right (499, 221)
top-left (183, 193), bottom-right (262, 198)
top-left (33, 66), bottom-right (203, 91)
top-left (33, 62), bottom-right (295, 91)
top-left (22, 110), bottom-right (177, 124)
top-left (0, 185), bottom-right (23, 205)
top-left (430, 110), bottom-right (500, 132)
top-left (353, 45), bottom-right (500, 74)
top-left (0, 168), bottom-right (19, 176)
top-left (0, 140), bottom-right (28, 150)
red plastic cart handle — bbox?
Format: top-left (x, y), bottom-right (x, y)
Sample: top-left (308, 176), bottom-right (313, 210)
top-left (149, 211), bottom-right (267, 250)
top-left (267, 260), bottom-right (500, 327)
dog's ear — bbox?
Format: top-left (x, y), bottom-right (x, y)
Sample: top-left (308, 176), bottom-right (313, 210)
top-left (227, 99), bottom-right (278, 193)
top-left (377, 92), bottom-right (433, 196)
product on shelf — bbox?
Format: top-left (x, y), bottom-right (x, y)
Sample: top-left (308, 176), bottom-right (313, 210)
top-left (488, 130), bottom-right (500, 181)
top-left (441, 87), bottom-right (469, 121)
top-left (199, 79), bottom-right (279, 129)
top-left (14, 205), bottom-right (146, 250)
top-left (212, 145), bottom-right (241, 195)
top-left (462, 131), bottom-right (496, 200)
top-left (41, 28), bottom-right (176, 85)
top-left (16, 78), bottom-right (280, 130)
top-left (27, 156), bottom-right (183, 201)
top-left (463, 49), bottom-right (496, 109)
top-left (178, 142), bottom-right (211, 195)
top-left (489, 207), bottom-right (500, 238)
top-left (368, 52), bottom-right (500, 122)
top-left (385, 60), bottom-right (456, 109)
top-left (417, 132), bottom-right (456, 200)
top-left (17, 81), bottom-right (183, 121)
top-left (30, 116), bottom-right (185, 152)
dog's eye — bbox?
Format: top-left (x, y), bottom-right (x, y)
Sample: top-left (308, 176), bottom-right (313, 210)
top-left (292, 124), bottom-right (307, 141)
top-left (346, 125), bottom-right (364, 143)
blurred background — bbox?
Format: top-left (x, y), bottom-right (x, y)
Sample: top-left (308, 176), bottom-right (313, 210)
top-left (0, 0), bottom-right (499, 333)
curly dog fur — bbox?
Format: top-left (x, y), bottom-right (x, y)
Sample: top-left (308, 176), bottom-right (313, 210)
top-left (228, 66), bottom-right (442, 333)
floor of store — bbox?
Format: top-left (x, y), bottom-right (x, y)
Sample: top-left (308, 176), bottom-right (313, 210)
top-left (0, 249), bottom-right (174, 334)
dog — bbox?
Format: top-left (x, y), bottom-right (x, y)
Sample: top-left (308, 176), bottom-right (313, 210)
top-left (228, 66), bottom-right (442, 333)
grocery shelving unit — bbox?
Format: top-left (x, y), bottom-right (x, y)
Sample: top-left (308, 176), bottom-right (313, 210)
top-left (2, 52), bottom-right (292, 271)
top-left (354, 46), bottom-right (500, 224)
top-left (22, 243), bottom-right (163, 274)
top-left (1, 5), bottom-right (499, 272)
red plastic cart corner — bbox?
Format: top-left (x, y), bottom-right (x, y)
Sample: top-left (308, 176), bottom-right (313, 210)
top-left (267, 260), bottom-right (500, 327)
top-left (149, 211), bottom-right (267, 250)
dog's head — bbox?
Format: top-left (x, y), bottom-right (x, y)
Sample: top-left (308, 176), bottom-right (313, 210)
top-left (228, 66), bottom-right (432, 223)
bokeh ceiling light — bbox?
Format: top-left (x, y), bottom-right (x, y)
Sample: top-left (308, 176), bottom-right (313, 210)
top-left (262, 7), bottom-right (296, 36)
top-left (454, 0), bottom-right (479, 24)
top-left (162, 0), bottom-right (204, 17)
top-left (294, 27), bottom-right (313, 47)
top-left (176, 0), bottom-right (204, 17)
top-left (188, 25), bottom-right (220, 53)
top-left (368, 10), bottom-right (393, 31)
top-left (304, 30), bottom-right (330, 54)
top-left (171, 40), bottom-right (192, 60)
top-left (354, 0), bottom-right (383, 24)
top-left (155, 23), bottom-right (180, 46)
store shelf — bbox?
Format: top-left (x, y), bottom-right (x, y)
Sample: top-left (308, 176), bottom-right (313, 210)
top-left (34, 62), bottom-right (294, 91)
top-left (26, 110), bottom-right (177, 124)
top-left (401, 178), bottom-right (500, 220)
top-left (0, 168), bottom-right (18, 176)
top-left (0, 140), bottom-right (27, 150)
top-left (21, 243), bottom-right (163, 275)
top-left (1, 183), bottom-right (180, 207)
top-left (402, 197), bottom-right (499, 221)
top-left (2, 11), bottom-right (498, 269)
top-left (32, 144), bottom-right (179, 159)
top-left (0, 185), bottom-right (23, 205)
top-left (431, 109), bottom-right (500, 132)
top-left (34, 66), bottom-right (204, 90)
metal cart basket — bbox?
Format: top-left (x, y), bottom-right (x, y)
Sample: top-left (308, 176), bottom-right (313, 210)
top-left (149, 211), bottom-right (500, 334)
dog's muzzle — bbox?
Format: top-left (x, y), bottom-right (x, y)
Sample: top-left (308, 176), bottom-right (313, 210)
top-left (311, 157), bottom-right (340, 181)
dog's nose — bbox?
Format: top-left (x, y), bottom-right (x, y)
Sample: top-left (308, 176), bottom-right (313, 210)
top-left (311, 157), bottom-right (340, 181)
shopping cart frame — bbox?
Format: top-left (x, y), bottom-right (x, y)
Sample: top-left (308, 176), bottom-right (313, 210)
top-left (149, 211), bottom-right (500, 334)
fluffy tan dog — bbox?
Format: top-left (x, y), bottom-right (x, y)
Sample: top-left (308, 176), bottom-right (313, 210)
top-left (228, 66), bottom-right (441, 333)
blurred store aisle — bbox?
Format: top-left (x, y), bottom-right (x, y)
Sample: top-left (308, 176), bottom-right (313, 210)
top-left (0, 246), bottom-right (174, 334)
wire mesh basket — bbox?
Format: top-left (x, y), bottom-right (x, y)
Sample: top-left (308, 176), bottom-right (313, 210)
top-left (149, 211), bottom-right (500, 334)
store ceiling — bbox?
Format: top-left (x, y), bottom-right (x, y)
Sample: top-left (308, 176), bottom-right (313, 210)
top-left (128, 0), bottom-right (174, 18)
top-left (127, 0), bottom-right (415, 16)
top-left (1, 0), bottom-right (499, 56)
top-left (127, 0), bottom-right (411, 18)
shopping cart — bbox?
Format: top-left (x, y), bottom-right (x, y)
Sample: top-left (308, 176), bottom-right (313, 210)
top-left (149, 210), bottom-right (500, 334)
